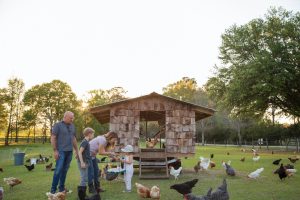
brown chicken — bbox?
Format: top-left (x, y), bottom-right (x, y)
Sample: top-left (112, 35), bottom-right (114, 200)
top-left (210, 161), bottom-right (216, 168)
top-left (288, 157), bottom-right (299, 163)
top-left (150, 185), bottom-right (160, 200)
top-left (46, 163), bottom-right (53, 171)
top-left (194, 161), bottom-right (201, 173)
top-left (240, 157), bottom-right (245, 162)
top-left (3, 177), bottom-right (22, 189)
top-left (135, 183), bottom-right (151, 198)
top-left (46, 191), bottom-right (66, 200)
top-left (146, 138), bottom-right (159, 148)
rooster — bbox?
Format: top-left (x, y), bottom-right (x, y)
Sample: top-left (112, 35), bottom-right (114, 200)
top-left (150, 185), bottom-right (160, 199)
top-left (3, 177), bottom-right (22, 189)
top-left (247, 168), bottom-right (264, 179)
top-left (135, 183), bottom-right (151, 198)
top-left (170, 179), bottom-right (198, 199)
top-left (170, 166), bottom-right (182, 180)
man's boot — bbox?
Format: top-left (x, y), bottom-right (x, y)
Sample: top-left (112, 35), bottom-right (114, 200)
top-left (77, 186), bottom-right (89, 200)
top-left (88, 183), bottom-right (96, 194)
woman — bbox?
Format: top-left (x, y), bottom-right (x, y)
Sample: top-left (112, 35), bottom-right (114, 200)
top-left (88, 131), bottom-right (118, 193)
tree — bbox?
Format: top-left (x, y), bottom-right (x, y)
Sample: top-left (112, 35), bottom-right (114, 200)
top-left (162, 77), bottom-right (198, 102)
top-left (23, 80), bottom-right (79, 142)
top-left (86, 87), bottom-right (127, 133)
top-left (206, 7), bottom-right (300, 118)
top-left (3, 78), bottom-right (25, 145)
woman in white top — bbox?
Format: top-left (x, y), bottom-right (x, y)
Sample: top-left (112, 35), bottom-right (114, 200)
top-left (88, 131), bottom-right (118, 193)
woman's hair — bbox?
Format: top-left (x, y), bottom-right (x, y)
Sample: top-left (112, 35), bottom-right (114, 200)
top-left (83, 127), bottom-right (95, 136)
top-left (104, 131), bottom-right (118, 149)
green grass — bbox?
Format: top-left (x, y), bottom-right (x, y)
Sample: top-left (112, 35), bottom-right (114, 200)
top-left (0, 144), bottom-right (300, 200)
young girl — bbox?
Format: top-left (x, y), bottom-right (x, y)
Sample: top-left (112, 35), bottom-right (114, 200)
top-left (77, 127), bottom-right (95, 199)
top-left (120, 145), bottom-right (134, 193)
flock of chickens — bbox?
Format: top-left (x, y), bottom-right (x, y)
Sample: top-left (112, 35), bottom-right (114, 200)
top-left (1, 148), bottom-right (299, 200)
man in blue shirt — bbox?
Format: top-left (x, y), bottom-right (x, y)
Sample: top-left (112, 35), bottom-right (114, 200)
top-left (50, 111), bottom-right (79, 194)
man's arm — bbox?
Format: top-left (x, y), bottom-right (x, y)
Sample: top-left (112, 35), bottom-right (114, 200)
top-left (51, 134), bottom-right (59, 160)
top-left (72, 136), bottom-right (79, 159)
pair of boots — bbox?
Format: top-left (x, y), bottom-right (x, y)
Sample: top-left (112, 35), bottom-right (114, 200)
top-left (78, 186), bottom-right (101, 200)
top-left (89, 183), bottom-right (105, 193)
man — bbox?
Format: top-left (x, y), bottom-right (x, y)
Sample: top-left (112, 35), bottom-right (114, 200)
top-left (50, 111), bottom-right (79, 194)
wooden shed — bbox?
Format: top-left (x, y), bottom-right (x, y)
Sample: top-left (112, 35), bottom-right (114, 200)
top-left (89, 92), bottom-right (214, 156)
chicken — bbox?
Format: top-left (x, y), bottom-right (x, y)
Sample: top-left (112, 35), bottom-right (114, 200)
top-left (286, 168), bottom-right (297, 177)
top-left (199, 157), bottom-right (210, 170)
top-left (103, 164), bottom-right (120, 181)
top-left (240, 157), bottom-right (245, 162)
top-left (100, 156), bottom-right (108, 162)
top-left (170, 179), bottom-right (198, 195)
top-left (150, 185), bottom-right (160, 199)
top-left (168, 159), bottom-right (182, 170)
top-left (0, 187), bottom-right (3, 200)
top-left (272, 159), bottom-right (281, 165)
top-left (46, 191), bottom-right (66, 200)
top-left (209, 161), bottom-right (216, 169)
top-left (185, 179), bottom-right (229, 200)
top-left (0, 167), bottom-right (3, 172)
top-left (194, 161), bottom-right (201, 173)
top-left (288, 157), bottom-right (299, 163)
top-left (251, 149), bottom-right (259, 156)
top-left (247, 168), bottom-right (264, 179)
top-left (221, 161), bottom-right (231, 170)
top-left (146, 138), bottom-right (159, 148)
top-left (135, 183), bottom-right (151, 198)
top-left (240, 148), bottom-right (246, 152)
top-left (225, 163), bottom-right (235, 176)
top-left (3, 177), bottom-right (22, 189)
top-left (210, 154), bottom-right (214, 159)
top-left (252, 156), bottom-right (260, 162)
top-left (46, 163), bottom-right (53, 171)
top-left (170, 166), bottom-right (182, 180)
top-left (277, 164), bottom-right (287, 180)
top-left (24, 164), bottom-right (34, 171)
top-left (226, 152), bottom-right (230, 155)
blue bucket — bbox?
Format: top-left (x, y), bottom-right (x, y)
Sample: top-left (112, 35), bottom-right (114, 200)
top-left (13, 152), bottom-right (25, 166)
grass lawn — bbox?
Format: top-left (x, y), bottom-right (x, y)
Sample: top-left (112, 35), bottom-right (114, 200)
top-left (0, 143), bottom-right (299, 200)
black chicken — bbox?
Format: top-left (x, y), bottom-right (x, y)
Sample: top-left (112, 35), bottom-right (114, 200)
top-left (100, 157), bottom-right (108, 162)
top-left (272, 159), bottom-right (281, 165)
top-left (46, 163), bottom-right (53, 171)
top-left (170, 179), bottom-right (198, 195)
top-left (277, 163), bottom-right (287, 180)
top-left (0, 167), bottom-right (3, 172)
top-left (210, 154), bottom-right (214, 159)
top-left (24, 164), bottom-right (34, 171)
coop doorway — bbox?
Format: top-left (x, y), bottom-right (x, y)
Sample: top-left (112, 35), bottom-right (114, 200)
top-left (139, 111), bottom-right (166, 149)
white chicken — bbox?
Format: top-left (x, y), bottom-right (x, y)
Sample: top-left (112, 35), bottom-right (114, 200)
top-left (247, 168), bottom-right (264, 179)
top-left (170, 166), bottom-right (182, 180)
top-left (252, 156), bottom-right (260, 162)
top-left (199, 157), bottom-right (210, 170)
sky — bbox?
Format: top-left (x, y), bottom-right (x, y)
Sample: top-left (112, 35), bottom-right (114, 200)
top-left (0, 0), bottom-right (300, 99)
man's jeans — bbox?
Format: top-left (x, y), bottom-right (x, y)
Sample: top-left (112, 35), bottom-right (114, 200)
top-left (51, 151), bottom-right (73, 193)
top-left (88, 157), bottom-right (100, 187)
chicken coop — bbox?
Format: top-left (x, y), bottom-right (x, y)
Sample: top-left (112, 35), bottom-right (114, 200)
top-left (89, 92), bottom-right (214, 178)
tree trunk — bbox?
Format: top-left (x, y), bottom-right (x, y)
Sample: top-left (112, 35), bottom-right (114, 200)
top-left (33, 125), bottom-right (36, 143)
top-left (296, 138), bottom-right (299, 153)
top-left (266, 138), bottom-right (269, 150)
top-left (201, 120), bottom-right (205, 146)
top-left (5, 105), bottom-right (13, 146)
top-left (237, 122), bottom-right (242, 146)
top-left (27, 129), bottom-right (31, 143)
